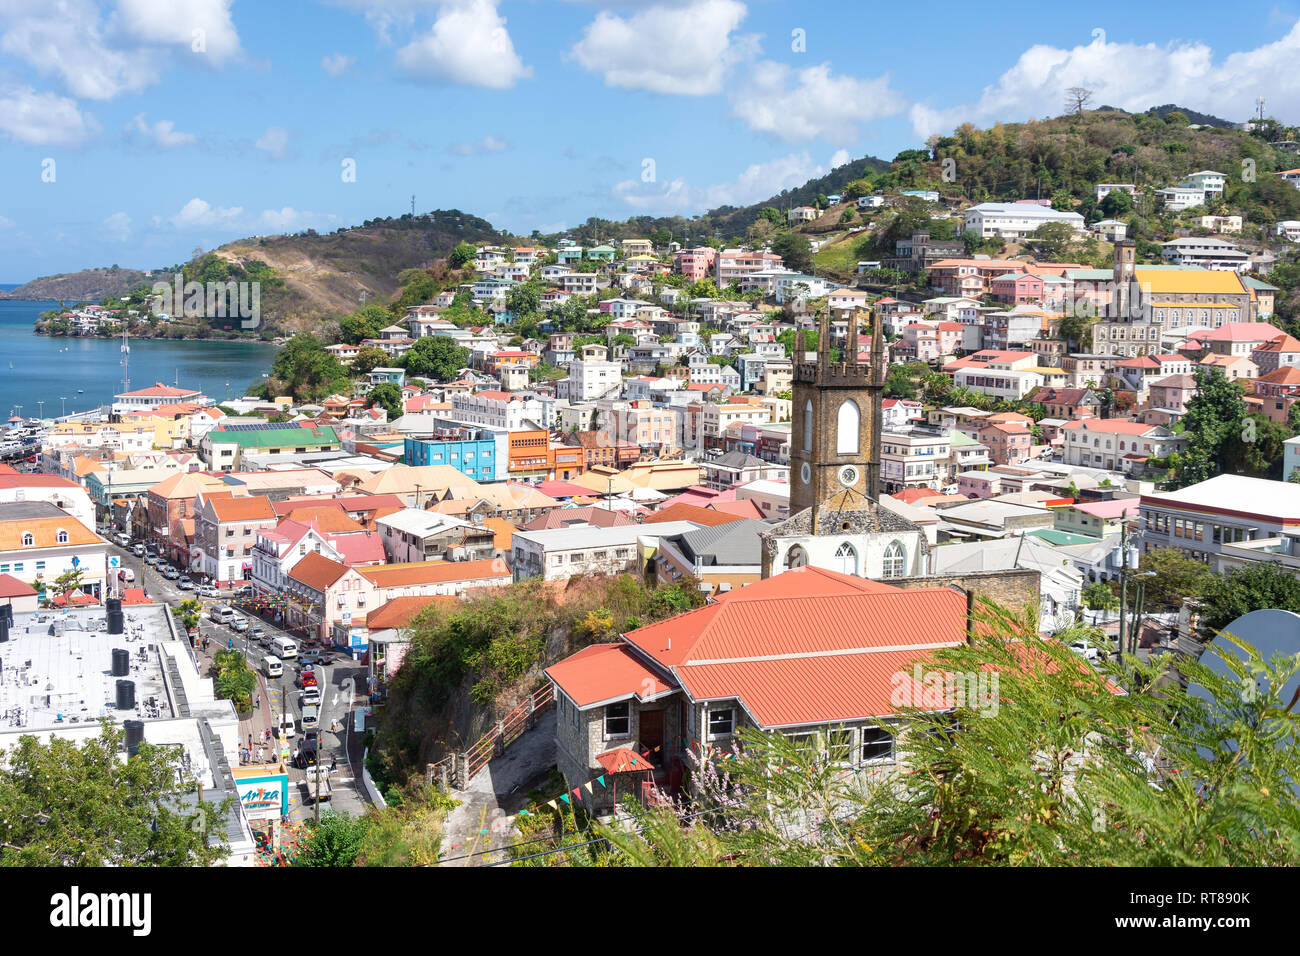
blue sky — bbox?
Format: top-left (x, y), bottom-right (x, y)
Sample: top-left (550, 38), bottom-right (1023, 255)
top-left (2, 0), bottom-right (1300, 281)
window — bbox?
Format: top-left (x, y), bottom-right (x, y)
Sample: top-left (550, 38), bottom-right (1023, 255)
top-left (785, 545), bottom-right (807, 570)
top-left (862, 725), bottom-right (893, 762)
top-left (604, 701), bottom-right (630, 737)
top-left (708, 707), bottom-right (734, 738)
top-left (35, 561), bottom-right (44, 572)
top-left (833, 542), bottom-right (858, 576)
top-left (20, 532), bottom-right (32, 547)
top-left (802, 401), bottom-right (813, 452)
top-left (826, 728), bottom-right (854, 763)
top-left (882, 540), bottom-right (906, 579)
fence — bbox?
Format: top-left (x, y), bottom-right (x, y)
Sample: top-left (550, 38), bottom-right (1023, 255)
top-left (427, 683), bottom-right (554, 790)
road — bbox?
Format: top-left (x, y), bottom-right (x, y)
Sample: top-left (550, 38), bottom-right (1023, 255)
top-left (109, 543), bottom-right (373, 823)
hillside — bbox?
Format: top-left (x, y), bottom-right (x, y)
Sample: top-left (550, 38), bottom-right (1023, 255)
top-left (0, 266), bottom-right (153, 303)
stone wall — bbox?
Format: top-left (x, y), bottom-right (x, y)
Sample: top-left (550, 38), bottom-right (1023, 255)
top-left (887, 568), bottom-right (1041, 621)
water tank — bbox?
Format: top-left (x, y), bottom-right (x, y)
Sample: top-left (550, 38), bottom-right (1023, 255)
top-left (123, 720), bottom-right (145, 758)
top-left (115, 679), bottom-right (136, 710)
top-left (111, 648), bottom-right (129, 677)
top-left (106, 597), bottom-right (124, 635)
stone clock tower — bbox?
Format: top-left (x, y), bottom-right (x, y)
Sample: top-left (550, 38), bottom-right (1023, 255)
top-left (789, 306), bottom-right (884, 523)
top-left (762, 305), bottom-right (930, 580)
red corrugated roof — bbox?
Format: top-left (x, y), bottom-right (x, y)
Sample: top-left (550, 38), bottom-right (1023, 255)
top-left (545, 643), bottom-right (673, 708)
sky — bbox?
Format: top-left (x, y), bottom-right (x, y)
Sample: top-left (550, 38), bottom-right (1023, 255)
top-left (3, 0), bottom-right (1300, 281)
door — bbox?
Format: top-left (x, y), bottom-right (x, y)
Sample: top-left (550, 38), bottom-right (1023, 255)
top-left (640, 709), bottom-right (664, 764)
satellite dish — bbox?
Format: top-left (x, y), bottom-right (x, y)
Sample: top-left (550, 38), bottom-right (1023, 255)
top-left (1189, 609), bottom-right (1300, 756)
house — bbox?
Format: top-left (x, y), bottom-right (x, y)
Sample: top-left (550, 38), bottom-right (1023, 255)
top-left (652, 518), bottom-right (768, 597)
top-left (1061, 419), bottom-right (1181, 474)
top-left (787, 206), bottom-right (818, 223)
top-left (1027, 387), bottom-right (1100, 421)
top-left (975, 420), bottom-right (1034, 467)
top-left (1053, 499), bottom-right (1139, 539)
top-left (0, 502), bottom-right (107, 601)
top-left (1091, 219), bottom-right (1128, 242)
top-left (544, 567), bottom-right (970, 810)
top-left (1182, 170), bottom-right (1226, 196)
top-left (1198, 215), bottom-right (1242, 234)
top-left (192, 494), bottom-right (277, 586)
top-left (374, 508), bottom-right (496, 563)
top-left (700, 452), bottom-right (788, 491)
top-left (1160, 237), bottom-right (1249, 272)
top-left (509, 521), bottom-right (700, 582)
top-left (961, 203), bottom-right (1084, 239)
top-left (1156, 186), bottom-right (1206, 211)
top-left (1094, 184), bottom-right (1137, 202)
top-left (1250, 366), bottom-right (1300, 424)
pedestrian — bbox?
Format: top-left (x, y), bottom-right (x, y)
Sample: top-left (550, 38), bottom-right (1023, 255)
top-left (330, 755), bottom-right (337, 772)
top-left (257, 746), bottom-right (264, 763)
top-left (248, 733), bottom-right (253, 750)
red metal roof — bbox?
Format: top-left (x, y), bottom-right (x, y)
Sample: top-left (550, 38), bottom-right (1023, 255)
top-left (545, 643), bottom-right (673, 708)
top-left (596, 747), bottom-right (655, 775)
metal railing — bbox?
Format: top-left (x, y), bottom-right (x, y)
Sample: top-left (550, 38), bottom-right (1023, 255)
top-left (427, 682), bottom-right (554, 790)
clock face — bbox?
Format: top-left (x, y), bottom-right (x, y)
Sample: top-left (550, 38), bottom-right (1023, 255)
top-left (800, 462), bottom-right (812, 484)
top-left (838, 465), bottom-right (859, 488)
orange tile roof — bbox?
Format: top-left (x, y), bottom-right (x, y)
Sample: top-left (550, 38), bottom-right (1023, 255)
top-left (282, 506), bottom-right (364, 534)
top-left (287, 551), bottom-right (350, 591)
top-left (643, 503), bottom-right (744, 527)
top-left (209, 495), bottom-right (275, 523)
top-left (595, 747), bottom-right (656, 775)
top-left (0, 516), bottom-right (100, 551)
top-left (359, 557), bottom-right (510, 589)
top-left (365, 594), bottom-right (458, 630)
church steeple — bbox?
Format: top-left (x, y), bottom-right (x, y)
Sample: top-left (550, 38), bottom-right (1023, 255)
top-left (788, 304), bottom-right (884, 527)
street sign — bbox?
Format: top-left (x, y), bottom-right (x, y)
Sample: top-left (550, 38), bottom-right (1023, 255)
top-left (71, 556), bottom-right (80, 568)
top-left (108, 555), bottom-right (120, 569)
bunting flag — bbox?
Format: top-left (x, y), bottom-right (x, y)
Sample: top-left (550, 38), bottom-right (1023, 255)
top-left (547, 799), bottom-right (558, 809)
top-left (597, 775), bottom-right (606, 787)
top-left (571, 786), bottom-right (583, 801)
top-left (583, 781), bottom-right (594, 794)
top-left (559, 794), bottom-right (570, 805)
top-left (518, 809), bottom-right (530, 816)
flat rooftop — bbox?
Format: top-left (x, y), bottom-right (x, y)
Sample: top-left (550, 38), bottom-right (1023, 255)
top-left (0, 605), bottom-right (174, 732)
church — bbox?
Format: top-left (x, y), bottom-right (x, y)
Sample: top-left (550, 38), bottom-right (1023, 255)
top-left (761, 307), bottom-right (931, 580)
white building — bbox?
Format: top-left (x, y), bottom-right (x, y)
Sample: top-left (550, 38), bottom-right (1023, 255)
top-left (1156, 186), bottom-right (1205, 211)
top-left (510, 521), bottom-right (699, 582)
top-left (568, 346), bottom-right (623, 402)
top-left (1183, 170), bottom-right (1226, 196)
top-left (1160, 237), bottom-right (1250, 272)
top-left (961, 203), bottom-right (1085, 239)
top-left (449, 391), bottom-right (544, 431)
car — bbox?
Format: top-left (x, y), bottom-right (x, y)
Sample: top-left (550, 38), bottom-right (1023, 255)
top-left (113, 532), bottom-right (132, 548)
top-left (229, 616), bottom-right (249, 633)
top-left (299, 671), bottom-right (318, 690)
top-left (1068, 639), bottom-right (1104, 661)
top-left (131, 543), bottom-right (146, 557)
top-left (301, 686), bottom-right (321, 707)
top-left (197, 585), bottom-right (220, 598)
top-left (249, 624), bottom-right (266, 641)
top-left (177, 576), bottom-right (195, 590)
top-left (233, 585), bottom-right (253, 599)
top-left (145, 554), bottom-right (161, 567)
top-left (159, 565), bottom-right (179, 580)
top-left (298, 651), bottom-right (320, 667)
top-left (279, 714), bottom-right (296, 738)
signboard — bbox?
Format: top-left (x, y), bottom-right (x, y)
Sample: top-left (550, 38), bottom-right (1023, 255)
top-left (349, 627), bottom-right (367, 651)
top-left (233, 771), bottom-right (288, 821)
top-left (71, 556), bottom-right (80, 568)
top-left (108, 555), bottom-right (120, 569)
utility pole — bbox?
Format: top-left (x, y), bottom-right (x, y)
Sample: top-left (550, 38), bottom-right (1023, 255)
top-left (411, 194), bottom-right (416, 217)
top-left (1116, 521), bottom-right (1129, 665)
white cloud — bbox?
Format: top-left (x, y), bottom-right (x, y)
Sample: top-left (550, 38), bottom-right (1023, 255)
top-left (257, 207), bottom-right (339, 233)
top-left (114, 0), bottom-right (241, 64)
top-left (0, 85), bottom-right (98, 145)
top-left (732, 61), bottom-right (906, 142)
top-left (910, 23), bottom-right (1300, 139)
top-left (394, 0), bottom-right (530, 89)
top-left (0, 215), bottom-right (14, 230)
top-left (103, 212), bottom-right (132, 242)
top-left (321, 52), bottom-right (356, 76)
top-left (125, 113), bottom-right (197, 149)
top-left (0, 0), bottom-right (241, 101)
top-left (613, 150), bottom-right (838, 215)
top-left (255, 126), bottom-right (290, 160)
top-left (829, 148), bottom-right (851, 168)
top-left (449, 134), bottom-right (509, 155)
top-left (164, 198), bottom-right (245, 230)
top-left (569, 0), bottom-right (756, 95)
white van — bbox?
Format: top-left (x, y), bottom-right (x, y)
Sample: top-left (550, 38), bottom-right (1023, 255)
top-left (262, 655), bottom-right (283, 678)
top-left (210, 605), bottom-right (234, 624)
top-left (271, 636), bottom-right (298, 659)
top-left (301, 705), bottom-right (319, 730)
top-left (279, 713), bottom-right (296, 738)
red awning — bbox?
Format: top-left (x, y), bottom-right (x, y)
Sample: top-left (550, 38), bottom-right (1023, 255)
top-left (596, 748), bottom-right (653, 775)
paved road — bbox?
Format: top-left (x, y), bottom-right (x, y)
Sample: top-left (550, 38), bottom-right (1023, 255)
top-left (107, 542), bottom-right (374, 822)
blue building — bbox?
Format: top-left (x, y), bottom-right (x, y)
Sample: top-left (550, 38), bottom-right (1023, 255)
top-left (403, 428), bottom-right (497, 481)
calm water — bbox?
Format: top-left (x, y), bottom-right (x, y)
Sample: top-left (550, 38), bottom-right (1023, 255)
top-left (0, 287), bottom-right (277, 419)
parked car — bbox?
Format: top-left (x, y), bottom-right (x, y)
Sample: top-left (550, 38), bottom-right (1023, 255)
top-left (249, 624), bottom-right (266, 643)
top-left (160, 565), bottom-right (179, 580)
top-left (300, 685), bottom-right (321, 707)
top-left (113, 532), bottom-right (131, 548)
top-left (145, 554), bottom-right (161, 567)
top-left (279, 714), bottom-right (296, 738)
top-left (229, 616), bottom-right (249, 633)
top-left (177, 576), bottom-right (195, 590)
top-left (1068, 639), bottom-right (1104, 661)
top-left (197, 585), bottom-right (220, 598)
top-left (132, 543), bottom-right (146, 557)
top-left (234, 585), bottom-right (253, 599)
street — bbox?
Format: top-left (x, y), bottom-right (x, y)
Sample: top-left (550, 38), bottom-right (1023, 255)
top-left (110, 543), bottom-right (373, 823)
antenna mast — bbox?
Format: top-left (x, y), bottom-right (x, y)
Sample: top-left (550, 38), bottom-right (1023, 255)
top-left (121, 326), bottom-right (130, 394)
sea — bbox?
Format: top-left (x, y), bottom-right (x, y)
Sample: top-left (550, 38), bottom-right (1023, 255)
top-left (0, 285), bottom-right (278, 419)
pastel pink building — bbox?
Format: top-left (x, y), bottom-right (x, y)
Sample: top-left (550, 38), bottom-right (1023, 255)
top-left (989, 272), bottom-right (1045, 305)
top-left (674, 247), bottom-right (717, 282)
top-left (716, 250), bottom-right (784, 285)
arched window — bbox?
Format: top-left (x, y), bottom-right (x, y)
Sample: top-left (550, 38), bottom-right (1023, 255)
top-left (882, 540), bottom-right (906, 578)
top-left (833, 542), bottom-right (858, 576)
top-left (56, 529), bottom-right (68, 544)
top-left (802, 401), bottom-right (813, 452)
top-left (21, 532), bottom-right (33, 547)
top-left (785, 545), bottom-right (808, 570)
top-left (836, 400), bottom-right (860, 455)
